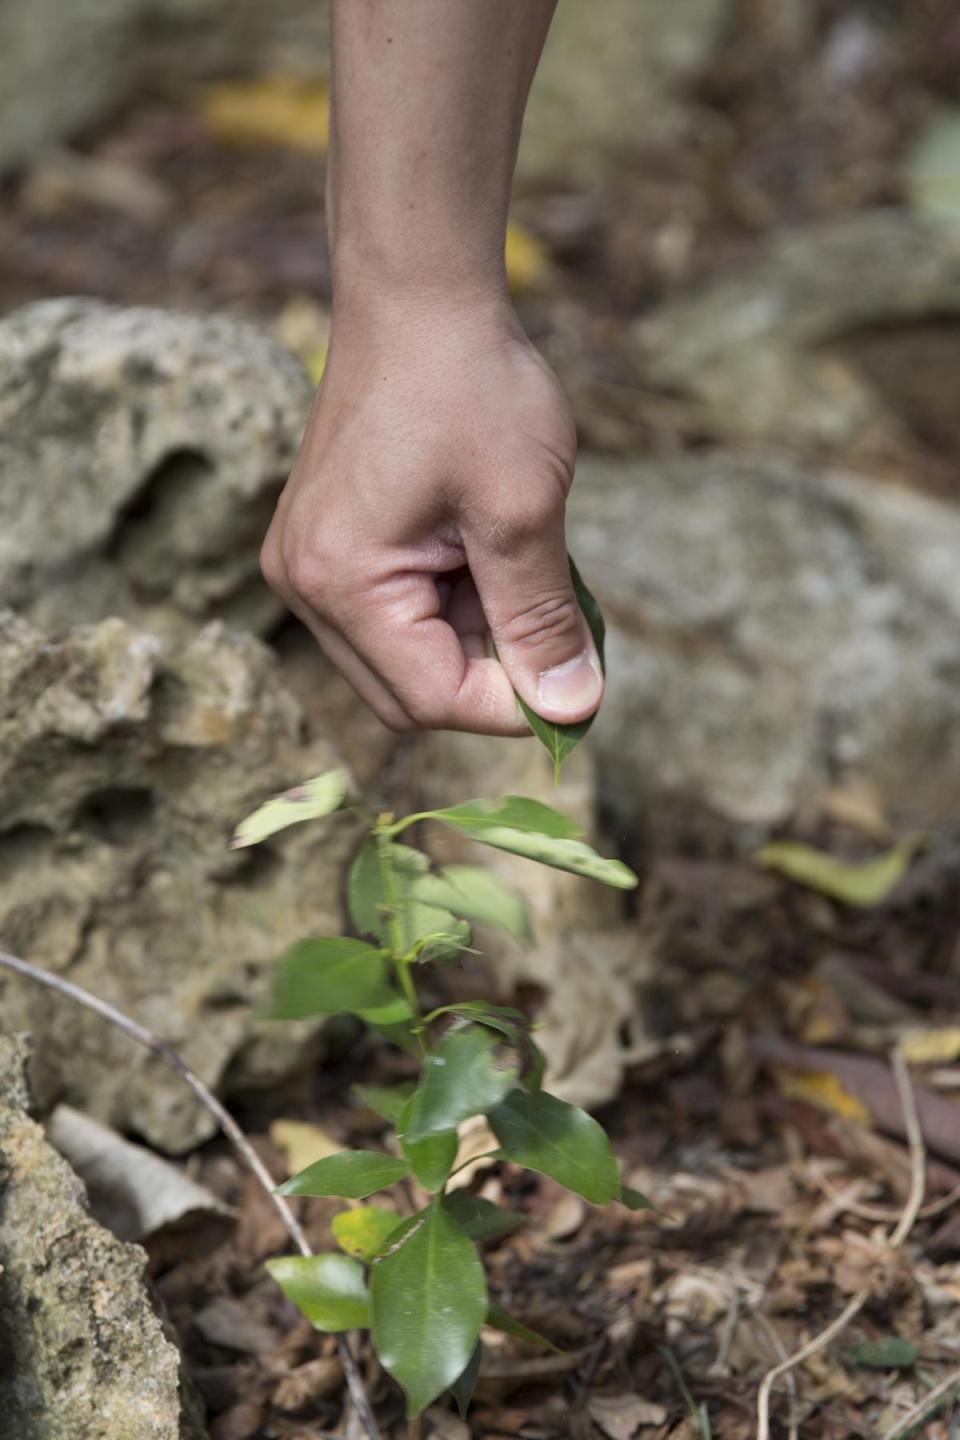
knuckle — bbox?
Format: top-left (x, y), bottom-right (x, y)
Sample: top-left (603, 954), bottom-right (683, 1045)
top-left (487, 492), bottom-right (563, 558)
top-left (500, 591), bottom-right (582, 652)
top-left (259, 535), bottom-right (287, 595)
top-left (285, 549), bottom-right (337, 610)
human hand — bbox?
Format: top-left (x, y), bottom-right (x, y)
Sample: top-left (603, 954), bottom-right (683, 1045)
top-left (261, 298), bottom-right (603, 735)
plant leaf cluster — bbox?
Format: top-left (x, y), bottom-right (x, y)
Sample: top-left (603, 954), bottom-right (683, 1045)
top-left (235, 771), bottom-right (642, 1417)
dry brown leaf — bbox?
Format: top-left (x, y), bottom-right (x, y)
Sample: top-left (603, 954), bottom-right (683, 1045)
top-left (589, 1393), bottom-right (668, 1439)
top-left (818, 778), bottom-right (893, 843)
top-left (269, 1119), bottom-right (345, 1176)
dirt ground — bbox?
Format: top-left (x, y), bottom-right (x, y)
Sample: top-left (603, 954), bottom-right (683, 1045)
top-left (3, 4), bottom-right (960, 1437)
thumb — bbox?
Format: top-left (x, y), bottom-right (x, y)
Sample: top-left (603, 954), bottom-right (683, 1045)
top-left (468, 512), bottom-right (604, 725)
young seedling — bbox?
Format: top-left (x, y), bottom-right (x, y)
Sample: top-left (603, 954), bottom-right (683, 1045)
top-left (233, 773), bottom-right (643, 1420)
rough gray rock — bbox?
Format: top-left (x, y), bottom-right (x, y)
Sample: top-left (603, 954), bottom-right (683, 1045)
top-left (0, 0), bottom-right (330, 172)
top-left (0, 610), bottom-right (355, 1152)
top-left (0, 1033), bottom-right (207, 1440)
top-left (633, 211), bottom-right (960, 445)
top-left (568, 448), bottom-right (960, 827)
top-left (0, 298), bottom-right (312, 638)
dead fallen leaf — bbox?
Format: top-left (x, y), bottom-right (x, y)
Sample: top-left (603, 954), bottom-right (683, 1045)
top-left (589, 1392), bottom-right (668, 1439)
top-left (818, 778), bottom-right (893, 843)
top-left (269, 1118), bottom-right (345, 1176)
top-left (47, 1104), bottom-right (231, 1243)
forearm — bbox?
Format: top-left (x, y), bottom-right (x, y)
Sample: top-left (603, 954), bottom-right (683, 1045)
top-left (327, 0), bottom-right (556, 307)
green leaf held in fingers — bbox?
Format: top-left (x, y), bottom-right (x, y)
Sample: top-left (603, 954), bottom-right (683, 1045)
top-left (332, 1205), bottom-right (403, 1262)
top-left (371, 1199), bottom-right (487, 1417)
top-left (231, 768), bottom-right (348, 848)
top-left (264, 936), bottom-right (397, 1019)
top-left (277, 1149), bottom-right (410, 1199)
top-left (403, 1024), bottom-right (518, 1144)
top-left (397, 1096), bottom-right (458, 1193)
top-left (514, 556), bottom-right (607, 783)
top-left (488, 1088), bottom-right (621, 1205)
top-left (424, 797), bottom-right (637, 890)
top-left (266, 1253), bottom-right (369, 1332)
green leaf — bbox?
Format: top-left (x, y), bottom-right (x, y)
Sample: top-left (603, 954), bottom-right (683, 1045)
top-left (332, 1206), bottom-right (403, 1262)
top-left (348, 840), bottom-right (471, 961)
top-left (849, 1338), bottom-right (917, 1369)
top-left (428, 795), bottom-right (580, 840)
top-left (488, 1088), bottom-right (620, 1204)
top-left (353, 1082), bottom-right (415, 1127)
top-left (265, 937), bottom-right (396, 1019)
top-left (514, 557), bottom-right (606, 782)
top-left (427, 797), bottom-right (637, 890)
top-left (620, 1184), bottom-right (655, 1212)
top-left (278, 1149), bottom-right (410, 1199)
top-left (450, 1341), bottom-right (482, 1420)
top-left (403, 1025), bottom-right (518, 1144)
top-left (232, 769), bottom-right (348, 848)
top-left (443, 1192), bottom-right (525, 1242)
top-left (428, 1002), bottom-right (544, 1088)
top-left (412, 865), bottom-right (531, 941)
top-left (371, 1199), bottom-right (486, 1417)
top-left (397, 1097), bottom-right (458, 1193)
top-left (487, 1302), bottom-right (564, 1354)
top-left (755, 838), bottom-right (923, 908)
top-left (266, 1253), bottom-right (368, 1332)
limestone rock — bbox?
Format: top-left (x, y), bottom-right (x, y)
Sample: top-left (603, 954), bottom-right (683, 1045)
top-left (0, 609), bottom-right (354, 1152)
top-left (0, 0), bottom-right (330, 173)
top-left (567, 448), bottom-right (960, 827)
top-left (632, 211), bottom-right (960, 445)
top-left (0, 298), bottom-right (312, 638)
top-left (0, 1033), bottom-right (207, 1440)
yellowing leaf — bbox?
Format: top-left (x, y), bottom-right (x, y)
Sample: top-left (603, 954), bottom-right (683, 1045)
top-left (505, 221), bottom-right (551, 294)
top-left (274, 297), bottom-right (330, 386)
top-left (270, 1119), bottom-right (345, 1176)
top-left (899, 1028), bottom-right (960, 1065)
top-left (197, 75), bottom-right (330, 154)
top-left (773, 1067), bottom-right (872, 1125)
top-left (755, 838), bottom-right (922, 908)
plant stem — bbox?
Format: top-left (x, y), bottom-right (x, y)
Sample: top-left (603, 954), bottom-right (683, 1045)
top-left (374, 822), bottom-right (426, 1054)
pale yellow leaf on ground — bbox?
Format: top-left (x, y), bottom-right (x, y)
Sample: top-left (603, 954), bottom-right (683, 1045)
top-left (274, 296), bottom-right (330, 385)
top-left (773, 1066), bottom-right (872, 1125)
top-left (755, 837), bottom-right (923, 907)
top-left (505, 221), bottom-right (551, 294)
top-left (269, 1118), bottom-right (345, 1176)
top-left (196, 76), bottom-right (330, 154)
top-left (818, 777), bottom-right (892, 843)
top-left (589, 1392), bottom-right (667, 1439)
top-left (899, 1028), bottom-right (960, 1065)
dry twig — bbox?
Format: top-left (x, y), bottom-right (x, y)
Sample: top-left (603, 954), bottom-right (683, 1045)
top-left (881, 1361), bottom-right (960, 1440)
top-left (756, 1047), bottom-right (926, 1440)
top-left (0, 948), bottom-right (382, 1440)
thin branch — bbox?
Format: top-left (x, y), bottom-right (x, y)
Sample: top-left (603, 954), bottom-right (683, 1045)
top-left (753, 1314), bottom-right (799, 1440)
top-left (808, 1163), bottom-right (960, 1225)
top-left (882, 1362), bottom-right (960, 1440)
top-left (756, 1047), bottom-right (927, 1440)
top-left (0, 948), bottom-right (381, 1440)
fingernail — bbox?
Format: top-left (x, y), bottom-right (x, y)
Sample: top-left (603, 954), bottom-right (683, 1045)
top-left (538, 650), bottom-right (603, 719)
